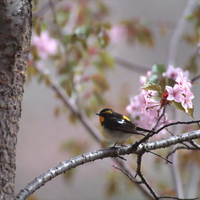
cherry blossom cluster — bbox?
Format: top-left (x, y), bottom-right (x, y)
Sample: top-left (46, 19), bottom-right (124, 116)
top-left (164, 66), bottom-right (194, 113)
top-left (126, 66), bottom-right (194, 131)
top-left (29, 31), bottom-right (59, 73)
top-left (108, 25), bottom-right (127, 44)
top-left (31, 31), bottom-right (58, 59)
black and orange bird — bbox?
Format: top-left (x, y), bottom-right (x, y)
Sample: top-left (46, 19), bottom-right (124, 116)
top-left (96, 108), bottom-right (152, 146)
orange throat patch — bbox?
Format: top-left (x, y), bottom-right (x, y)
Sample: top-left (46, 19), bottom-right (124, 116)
top-left (99, 116), bottom-right (104, 124)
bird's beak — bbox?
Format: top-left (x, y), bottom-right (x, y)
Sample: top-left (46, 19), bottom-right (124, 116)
top-left (96, 112), bottom-right (100, 116)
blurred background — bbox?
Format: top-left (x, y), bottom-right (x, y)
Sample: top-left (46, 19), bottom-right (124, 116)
top-left (15, 0), bottom-right (200, 199)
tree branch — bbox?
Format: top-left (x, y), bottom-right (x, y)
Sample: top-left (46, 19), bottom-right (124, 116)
top-left (51, 79), bottom-right (102, 143)
top-left (15, 129), bottom-right (200, 200)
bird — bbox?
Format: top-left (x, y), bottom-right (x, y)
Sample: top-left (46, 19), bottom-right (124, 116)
top-left (96, 108), bottom-right (152, 146)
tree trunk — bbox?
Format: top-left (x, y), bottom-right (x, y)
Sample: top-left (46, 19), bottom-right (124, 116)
top-left (0, 0), bottom-right (32, 199)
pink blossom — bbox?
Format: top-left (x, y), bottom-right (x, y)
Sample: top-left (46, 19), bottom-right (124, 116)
top-left (165, 71), bottom-right (194, 114)
top-left (138, 90), bottom-right (157, 114)
top-left (109, 25), bottom-right (127, 44)
top-left (163, 65), bottom-right (189, 80)
top-left (140, 70), bottom-right (153, 86)
top-left (140, 76), bottom-right (147, 86)
top-left (126, 89), bottom-right (166, 131)
top-left (165, 85), bottom-right (184, 102)
top-left (126, 96), bottom-right (141, 119)
top-left (176, 71), bottom-right (191, 88)
top-left (32, 31), bottom-right (58, 59)
top-left (163, 67), bottom-right (194, 114)
top-left (181, 87), bottom-right (194, 113)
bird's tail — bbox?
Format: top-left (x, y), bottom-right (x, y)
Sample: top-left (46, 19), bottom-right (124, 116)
top-left (136, 126), bottom-right (153, 134)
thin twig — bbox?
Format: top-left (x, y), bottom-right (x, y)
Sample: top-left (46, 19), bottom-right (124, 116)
top-left (144, 147), bottom-right (173, 164)
top-left (191, 74), bottom-right (200, 82)
top-left (166, 141), bottom-right (200, 159)
top-left (153, 104), bottom-right (167, 132)
top-left (51, 80), bottom-right (102, 143)
top-left (33, 0), bottom-right (60, 17)
top-left (113, 165), bottom-right (143, 184)
top-left (181, 142), bottom-right (192, 148)
top-left (115, 57), bottom-right (150, 73)
top-left (168, 0), bottom-right (198, 66)
top-left (137, 105), bottom-right (169, 144)
top-left (49, 0), bottom-right (57, 24)
top-left (159, 196), bottom-right (199, 200)
top-left (134, 106), bottom-right (168, 145)
top-left (136, 154), bottom-right (159, 200)
top-left (156, 120), bottom-right (200, 134)
top-left (190, 140), bottom-right (200, 148)
top-left (114, 159), bottom-right (154, 199)
top-left (166, 146), bottom-right (187, 160)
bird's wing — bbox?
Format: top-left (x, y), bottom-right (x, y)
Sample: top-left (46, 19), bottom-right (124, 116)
top-left (103, 117), bottom-right (144, 135)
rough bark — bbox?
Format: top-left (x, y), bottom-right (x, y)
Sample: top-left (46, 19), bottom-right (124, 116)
top-left (0, 0), bottom-right (32, 199)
